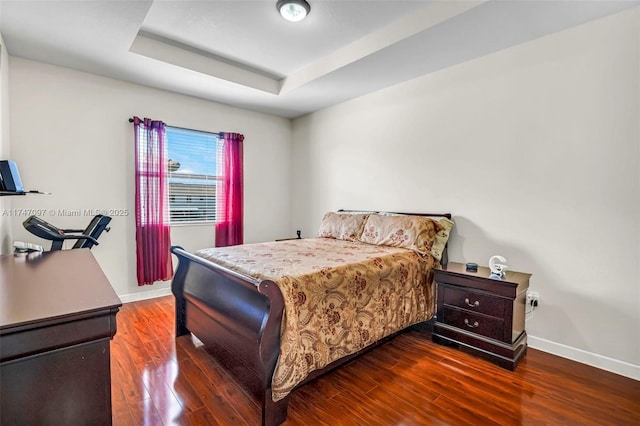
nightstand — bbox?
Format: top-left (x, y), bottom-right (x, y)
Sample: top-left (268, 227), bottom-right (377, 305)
top-left (432, 262), bottom-right (531, 370)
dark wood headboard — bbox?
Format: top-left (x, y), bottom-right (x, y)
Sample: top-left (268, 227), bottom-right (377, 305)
top-left (337, 209), bottom-right (453, 265)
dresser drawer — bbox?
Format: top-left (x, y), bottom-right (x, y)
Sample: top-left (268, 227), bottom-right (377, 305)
top-left (441, 285), bottom-right (506, 318)
top-left (441, 306), bottom-right (505, 341)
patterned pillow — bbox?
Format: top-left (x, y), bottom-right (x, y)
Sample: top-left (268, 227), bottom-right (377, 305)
top-left (430, 217), bottom-right (454, 261)
top-left (377, 213), bottom-right (454, 261)
top-left (317, 212), bottom-right (369, 241)
top-left (359, 214), bottom-right (444, 257)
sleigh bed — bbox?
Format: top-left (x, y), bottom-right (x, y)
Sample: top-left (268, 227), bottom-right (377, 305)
top-left (170, 211), bottom-right (453, 425)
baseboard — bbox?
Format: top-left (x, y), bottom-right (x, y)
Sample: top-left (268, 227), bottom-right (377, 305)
top-left (528, 335), bottom-right (640, 381)
top-left (118, 287), bottom-right (172, 304)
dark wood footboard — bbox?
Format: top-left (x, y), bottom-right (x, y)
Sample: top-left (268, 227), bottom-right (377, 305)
top-left (170, 246), bottom-right (288, 426)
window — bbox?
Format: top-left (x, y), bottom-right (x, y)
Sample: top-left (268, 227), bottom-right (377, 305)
top-left (166, 126), bottom-right (220, 224)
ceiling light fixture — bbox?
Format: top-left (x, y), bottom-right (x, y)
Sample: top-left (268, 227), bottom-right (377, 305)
top-left (277, 0), bottom-right (311, 22)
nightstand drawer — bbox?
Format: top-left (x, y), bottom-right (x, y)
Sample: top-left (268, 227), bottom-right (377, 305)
top-left (441, 306), bottom-right (505, 341)
top-left (441, 285), bottom-right (506, 318)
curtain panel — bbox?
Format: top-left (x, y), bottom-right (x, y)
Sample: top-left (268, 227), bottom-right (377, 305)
top-left (133, 117), bottom-right (173, 285)
top-left (215, 132), bottom-right (244, 247)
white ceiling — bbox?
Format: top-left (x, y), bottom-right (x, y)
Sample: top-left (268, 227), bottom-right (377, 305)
top-left (1, 0), bottom-right (637, 118)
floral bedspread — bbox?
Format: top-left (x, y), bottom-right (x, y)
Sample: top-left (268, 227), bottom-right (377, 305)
top-left (195, 238), bottom-right (436, 401)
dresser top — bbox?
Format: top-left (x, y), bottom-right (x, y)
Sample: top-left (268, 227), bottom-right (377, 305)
top-left (0, 249), bottom-right (122, 331)
top-left (437, 261), bottom-right (532, 287)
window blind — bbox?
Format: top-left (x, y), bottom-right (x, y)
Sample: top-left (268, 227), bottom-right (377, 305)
top-left (166, 126), bottom-right (220, 224)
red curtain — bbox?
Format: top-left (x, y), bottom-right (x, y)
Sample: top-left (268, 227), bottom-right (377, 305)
top-left (215, 132), bottom-right (244, 247)
top-left (133, 117), bottom-right (173, 285)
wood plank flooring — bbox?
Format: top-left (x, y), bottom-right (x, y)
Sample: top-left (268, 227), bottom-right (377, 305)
top-left (111, 296), bottom-right (640, 425)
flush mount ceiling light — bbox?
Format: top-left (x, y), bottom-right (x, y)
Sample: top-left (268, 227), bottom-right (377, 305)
top-left (277, 0), bottom-right (311, 22)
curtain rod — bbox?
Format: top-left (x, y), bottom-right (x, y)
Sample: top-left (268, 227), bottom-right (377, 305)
top-left (128, 118), bottom-right (222, 137)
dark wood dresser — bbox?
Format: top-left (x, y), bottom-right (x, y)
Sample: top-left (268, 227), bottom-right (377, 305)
top-left (432, 262), bottom-right (530, 370)
top-left (0, 249), bottom-right (121, 425)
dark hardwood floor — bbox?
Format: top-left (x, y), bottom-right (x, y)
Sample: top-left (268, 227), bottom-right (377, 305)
top-left (111, 296), bottom-right (640, 425)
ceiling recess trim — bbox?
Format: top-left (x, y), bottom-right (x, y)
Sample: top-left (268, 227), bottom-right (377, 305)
top-left (279, 0), bottom-right (487, 94)
top-left (129, 34), bottom-right (281, 94)
top-left (129, 1), bottom-right (487, 98)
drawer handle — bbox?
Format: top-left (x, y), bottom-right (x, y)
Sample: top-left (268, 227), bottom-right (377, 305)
top-left (464, 318), bottom-right (479, 328)
top-left (464, 298), bottom-right (480, 308)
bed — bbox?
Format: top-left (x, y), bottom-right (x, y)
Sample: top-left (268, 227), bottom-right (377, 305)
top-left (170, 211), bottom-right (453, 425)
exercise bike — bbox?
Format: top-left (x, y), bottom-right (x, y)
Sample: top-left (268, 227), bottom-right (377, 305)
top-left (14, 215), bottom-right (111, 253)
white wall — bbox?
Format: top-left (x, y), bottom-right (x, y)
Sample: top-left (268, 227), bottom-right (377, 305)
top-left (291, 8), bottom-right (640, 376)
top-left (0, 33), bottom-right (11, 255)
top-left (9, 58), bottom-right (292, 299)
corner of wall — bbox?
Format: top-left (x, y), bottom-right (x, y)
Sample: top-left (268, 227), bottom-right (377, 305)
top-left (636, 5), bottom-right (640, 365)
top-left (0, 33), bottom-right (12, 255)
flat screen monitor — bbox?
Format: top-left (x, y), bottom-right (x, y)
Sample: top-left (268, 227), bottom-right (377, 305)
top-left (0, 160), bottom-right (25, 193)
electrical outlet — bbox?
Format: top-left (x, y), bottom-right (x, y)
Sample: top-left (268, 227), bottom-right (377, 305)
top-left (526, 291), bottom-right (540, 307)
